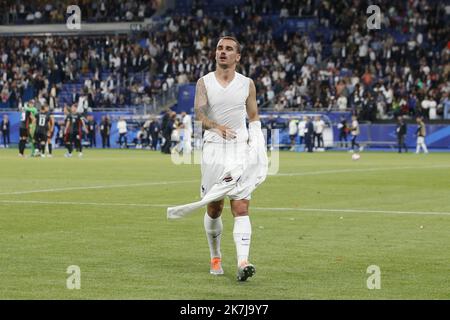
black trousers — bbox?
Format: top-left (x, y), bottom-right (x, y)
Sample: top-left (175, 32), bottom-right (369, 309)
top-left (88, 133), bottom-right (96, 147)
top-left (339, 132), bottom-right (347, 147)
top-left (2, 130), bottom-right (9, 146)
top-left (161, 134), bottom-right (172, 154)
top-left (101, 134), bottom-right (110, 148)
top-left (398, 135), bottom-right (408, 153)
top-left (151, 133), bottom-right (159, 150)
top-left (351, 135), bottom-right (360, 150)
top-left (119, 133), bottom-right (127, 147)
top-left (315, 133), bottom-right (324, 148)
top-left (305, 134), bottom-right (313, 152)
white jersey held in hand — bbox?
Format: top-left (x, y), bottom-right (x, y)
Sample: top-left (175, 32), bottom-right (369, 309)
top-left (167, 121), bottom-right (268, 219)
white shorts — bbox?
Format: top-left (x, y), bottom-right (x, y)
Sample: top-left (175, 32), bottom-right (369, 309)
top-left (417, 136), bottom-right (425, 144)
top-left (200, 141), bottom-right (251, 201)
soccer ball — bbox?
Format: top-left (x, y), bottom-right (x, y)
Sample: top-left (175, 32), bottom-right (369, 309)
top-left (352, 153), bottom-right (361, 161)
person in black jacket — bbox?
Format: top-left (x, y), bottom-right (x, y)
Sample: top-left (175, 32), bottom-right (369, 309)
top-left (304, 116), bottom-right (314, 153)
top-left (86, 115), bottom-right (97, 148)
top-left (149, 116), bottom-right (161, 150)
top-left (1, 114), bottom-right (10, 148)
top-left (396, 116), bottom-right (408, 153)
top-left (338, 116), bottom-right (348, 148)
top-left (161, 112), bottom-right (175, 154)
top-left (100, 115), bottom-right (111, 148)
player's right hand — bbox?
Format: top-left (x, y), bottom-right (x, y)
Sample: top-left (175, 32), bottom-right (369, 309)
top-left (214, 125), bottom-right (236, 140)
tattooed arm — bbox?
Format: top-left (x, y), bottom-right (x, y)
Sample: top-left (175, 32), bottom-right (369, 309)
top-left (194, 78), bottom-right (236, 139)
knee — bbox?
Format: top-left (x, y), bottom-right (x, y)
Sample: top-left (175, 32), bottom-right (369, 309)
top-left (207, 201), bottom-right (224, 218)
top-left (231, 201), bottom-right (249, 217)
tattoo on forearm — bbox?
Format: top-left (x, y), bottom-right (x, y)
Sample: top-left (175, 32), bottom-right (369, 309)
top-left (196, 104), bottom-right (219, 130)
top-left (195, 79), bottom-right (218, 130)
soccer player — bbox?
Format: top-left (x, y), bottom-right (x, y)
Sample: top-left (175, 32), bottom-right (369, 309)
top-left (194, 36), bottom-right (259, 281)
top-left (350, 115), bottom-right (362, 152)
top-left (64, 104), bottom-right (86, 157)
top-left (415, 116), bottom-right (428, 154)
top-left (45, 108), bottom-right (55, 157)
top-left (34, 104), bottom-right (53, 158)
top-left (18, 100), bottom-right (37, 157)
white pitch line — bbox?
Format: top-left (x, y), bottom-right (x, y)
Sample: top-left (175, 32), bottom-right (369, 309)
top-left (274, 164), bottom-right (450, 177)
top-left (0, 164), bottom-right (448, 196)
top-left (0, 199), bottom-right (169, 208)
top-left (250, 206), bottom-right (450, 216)
top-left (0, 199), bottom-right (449, 216)
top-left (0, 180), bottom-right (198, 196)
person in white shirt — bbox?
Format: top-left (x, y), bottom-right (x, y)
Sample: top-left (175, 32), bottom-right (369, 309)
top-left (337, 94), bottom-right (348, 110)
top-left (297, 116), bottom-right (306, 145)
top-left (350, 115), bottom-right (362, 152)
top-left (288, 118), bottom-right (298, 151)
top-left (190, 36), bottom-right (264, 282)
top-left (77, 94), bottom-right (89, 115)
top-left (180, 111), bottom-right (192, 154)
top-left (117, 117), bottom-right (127, 148)
top-left (421, 96), bottom-right (437, 119)
top-left (313, 116), bottom-right (325, 148)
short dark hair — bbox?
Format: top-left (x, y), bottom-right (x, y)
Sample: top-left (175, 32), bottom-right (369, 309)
top-left (218, 36), bottom-right (241, 53)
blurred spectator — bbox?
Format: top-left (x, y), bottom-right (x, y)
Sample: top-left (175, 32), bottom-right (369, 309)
top-left (117, 116), bottom-right (128, 148)
top-left (100, 115), bottom-right (111, 148)
top-left (297, 116), bottom-right (306, 146)
top-left (288, 118), bottom-right (298, 151)
top-left (313, 115), bottom-right (325, 149)
top-left (1, 114), bottom-right (10, 148)
top-left (337, 116), bottom-right (349, 148)
top-left (396, 115), bottom-right (408, 153)
top-left (304, 116), bottom-right (314, 152)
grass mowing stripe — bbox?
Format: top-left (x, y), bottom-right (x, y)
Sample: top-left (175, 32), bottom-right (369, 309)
top-left (0, 180), bottom-right (198, 196)
top-left (1, 199), bottom-right (449, 216)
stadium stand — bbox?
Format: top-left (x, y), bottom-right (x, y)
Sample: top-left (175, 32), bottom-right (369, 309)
top-left (0, 0), bottom-right (449, 123)
top-left (0, 0), bottom-right (160, 24)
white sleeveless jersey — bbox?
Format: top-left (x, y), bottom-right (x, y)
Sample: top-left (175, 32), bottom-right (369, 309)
top-left (202, 71), bottom-right (250, 143)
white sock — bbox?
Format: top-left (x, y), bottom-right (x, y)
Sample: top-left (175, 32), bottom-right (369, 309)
top-left (204, 213), bottom-right (223, 259)
top-left (233, 215), bottom-right (252, 266)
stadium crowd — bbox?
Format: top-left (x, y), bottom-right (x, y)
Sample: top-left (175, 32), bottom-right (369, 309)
top-left (0, 0), bottom-right (160, 24)
top-left (0, 0), bottom-right (449, 121)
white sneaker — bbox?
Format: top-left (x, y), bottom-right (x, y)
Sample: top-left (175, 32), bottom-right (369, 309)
top-left (78, 152), bottom-right (83, 158)
top-left (40, 154), bottom-right (46, 158)
top-left (64, 153), bottom-right (72, 158)
top-left (47, 154), bottom-right (53, 158)
top-left (359, 146), bottom-right (364, 152)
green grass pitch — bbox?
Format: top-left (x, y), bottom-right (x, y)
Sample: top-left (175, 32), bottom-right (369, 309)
top-left (0, 148), bottom-right (449, 299)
